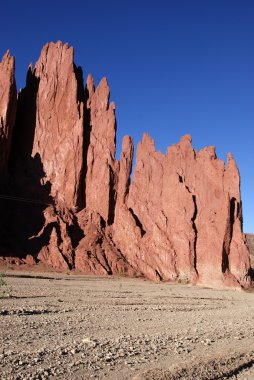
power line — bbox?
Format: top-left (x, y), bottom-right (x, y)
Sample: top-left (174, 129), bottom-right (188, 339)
top-left (0, 194), bottom-right (51, 206)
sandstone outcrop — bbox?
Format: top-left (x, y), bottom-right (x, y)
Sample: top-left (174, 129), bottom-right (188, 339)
top-left (0, 41), bottom-right (251, 288)
top-left (10, 42), bottom-right (84, 209)
top-left (85, 74), bottom-right (119, 224)
top-left (114, 134), bottom-right (250, 287)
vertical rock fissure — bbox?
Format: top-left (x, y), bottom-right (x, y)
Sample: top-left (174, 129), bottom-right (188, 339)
top-left (124, 156), bottom-right (133, 201)
top-left (52, 223), bottom-right (73, 269)
top-left (230, 197), bottom-right (237, 230)
top-left (191, 194), bottom-right (198, 272)
top-left (108, 165), bottom-right (117, 225)
top-left (73, 64), bottom-right (88, 210)
top-left (155, 269), bottom-right (162, 281)
top-left (222, 197), bottom-right (237, 273)
top-left (184, 181), bottom-right (198, 273)
top-left (96, 236), bottom-right (113, 274)
top-left (129, 208), bottom-right (146, 237)
top-left (102, 251), bottom-right (113, 275)
top-left (222, 247), bottom-right (229, 274)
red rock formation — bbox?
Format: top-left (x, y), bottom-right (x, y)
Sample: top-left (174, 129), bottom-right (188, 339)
top-left (0, 51), bottom-right (17, 177)
top-left (10, 42), bottom-right (85, 209)
top-left (31, 41), bottom-right (85, 210)
top-left (72, 73), bottom-right (137, 277)
top-left (0, 42), bottom-right (251, 289)
top-left (85, 74), bottom-right (119, 224)
top-left (75, 209), bottom-right (138, 277)
top-left (113, 134), bottom-right (251, 288)
top-left (114, 134), bottom-right (197, 282)
top-left (32, 205), bottom-right (74, 270)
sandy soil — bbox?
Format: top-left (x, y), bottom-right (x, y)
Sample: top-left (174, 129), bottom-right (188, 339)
top-left (1, 271), bottom-right (254, 380)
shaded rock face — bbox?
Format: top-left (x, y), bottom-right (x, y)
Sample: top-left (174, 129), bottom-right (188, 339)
top-left (0, 41), bottom-right (251, 288)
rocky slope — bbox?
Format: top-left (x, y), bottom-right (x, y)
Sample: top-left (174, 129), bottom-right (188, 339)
top-left (0, 41), bottom-right (251, 288)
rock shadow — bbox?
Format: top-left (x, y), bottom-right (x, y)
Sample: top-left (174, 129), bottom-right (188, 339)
top-left (1, 67), bottom-right (53, 259)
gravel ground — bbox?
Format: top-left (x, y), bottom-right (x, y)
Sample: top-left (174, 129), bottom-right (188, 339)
top-left (1, 271), bottom-right (254, 380)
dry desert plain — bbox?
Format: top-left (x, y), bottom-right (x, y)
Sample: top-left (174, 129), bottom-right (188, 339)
top-left (1, 264), bottom-right (254, 380)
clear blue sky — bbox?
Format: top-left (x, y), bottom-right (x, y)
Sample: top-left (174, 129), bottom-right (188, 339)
top-left (1, 0), bottom-right (253, 232)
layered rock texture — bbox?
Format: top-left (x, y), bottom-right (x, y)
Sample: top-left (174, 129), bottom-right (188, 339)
top-left (0, 41), bottom-right (251, 288)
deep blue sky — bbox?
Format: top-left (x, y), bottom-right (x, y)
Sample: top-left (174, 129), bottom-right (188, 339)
top-left (1, 0), bottom-right (253, 232)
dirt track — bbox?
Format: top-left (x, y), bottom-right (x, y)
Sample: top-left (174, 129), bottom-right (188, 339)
top-left (1, 272), bottom-right (254, 380)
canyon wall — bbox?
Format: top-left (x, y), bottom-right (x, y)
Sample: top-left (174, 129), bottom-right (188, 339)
top-left (0, 41), bottom-right (251, 288)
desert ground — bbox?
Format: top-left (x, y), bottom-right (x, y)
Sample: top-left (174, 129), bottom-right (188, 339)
top-left (1, 269), bottom-right (254, 380)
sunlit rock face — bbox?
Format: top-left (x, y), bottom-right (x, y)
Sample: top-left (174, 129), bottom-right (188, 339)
top-left (0, 41), bottom-right (251, 288)
top-left (114, 134), bottom-right (250, 288)
top-left (0, 51), bottom-right (17, 178)
top-left (19, 42), bottom-right (85, 209)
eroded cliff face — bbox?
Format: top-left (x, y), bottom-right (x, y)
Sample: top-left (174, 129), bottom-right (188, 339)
top-left (114, 134), bottom-right (250, 287)
top-left (0, 41), bottom-right (251, 288)
top-left (10, 42), bottom-right (85, 209)
top-left (85, 74), bottom-right (119, 224)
